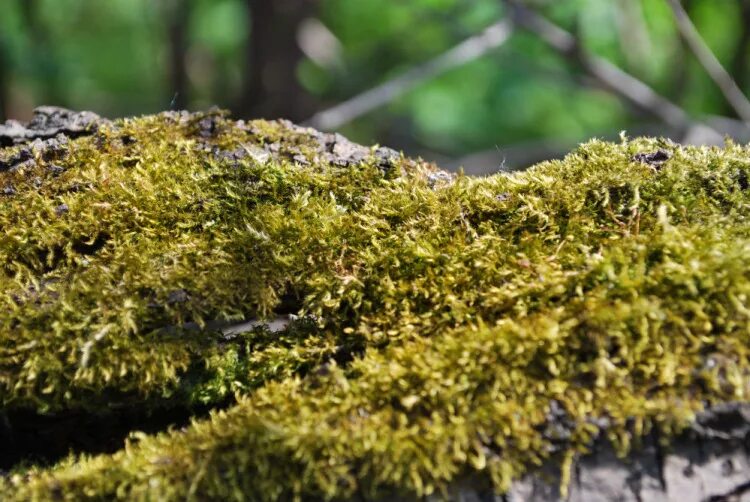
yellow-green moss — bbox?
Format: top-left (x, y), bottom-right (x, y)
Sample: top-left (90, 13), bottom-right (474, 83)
top-left (1, 111), bottom-right (749, 500)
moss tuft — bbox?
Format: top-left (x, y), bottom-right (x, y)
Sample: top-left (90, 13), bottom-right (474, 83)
top-left (1, 112), bottom-right (749, 500)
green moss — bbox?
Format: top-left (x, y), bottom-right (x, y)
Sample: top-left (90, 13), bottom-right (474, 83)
top-left (1, 112), bottom-right (749, 500)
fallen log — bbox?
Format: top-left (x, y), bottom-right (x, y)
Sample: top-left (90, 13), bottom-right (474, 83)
top-left (1, 108), bottom-right (749, 501)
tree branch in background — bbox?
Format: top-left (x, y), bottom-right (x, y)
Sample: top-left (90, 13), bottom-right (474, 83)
top-left (667, 0), bottom-right (694, 104)
top-left (729, 0), bottom-right (750, 101)
top-left (665, 0), bottom-right (750, 123)
top-left (0, 36), bottom-right (7, 122)
top-left (306, 19), bottom-right (513, 131)
top-left (613, 0), bottom-right (652, 75)
top-left (502, 0), bottom-right (694, 133)
top-left (166, 0), bottom-right (190, 110)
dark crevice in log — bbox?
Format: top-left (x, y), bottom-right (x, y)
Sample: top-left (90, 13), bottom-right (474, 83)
top-left (0, 403), bottom-right (216, 472)
top-left (0, 314), bottom-right (310, 472)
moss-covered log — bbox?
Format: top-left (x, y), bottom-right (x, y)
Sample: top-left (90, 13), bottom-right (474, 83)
top-left (1, 107), bottom-right (749, 500)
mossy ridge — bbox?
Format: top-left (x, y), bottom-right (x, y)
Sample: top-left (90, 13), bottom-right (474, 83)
top-left (1, 111), bottom-right (749, 499)
top-left (0, 110), bottom-right (428, 414)
top-left (3, 225), bottom-right (750, 501)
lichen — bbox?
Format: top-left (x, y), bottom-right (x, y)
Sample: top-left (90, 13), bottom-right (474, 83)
top-left (1, 111), bottom-right (749, 500)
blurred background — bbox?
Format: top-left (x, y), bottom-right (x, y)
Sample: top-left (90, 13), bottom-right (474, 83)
top-left (1, 0), bottom-right (749, 173)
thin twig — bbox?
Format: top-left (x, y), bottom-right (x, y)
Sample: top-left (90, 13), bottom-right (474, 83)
top-left (306, 19), bottom-right (513, 130)
top-left (155, 315), bottom-right (293, 339)
top-left (502, 0), bottom-right (694, 132)
top-left (665, 0), bottom-right (750, 123)
top-left (613, 0), bottom-right (652, 74)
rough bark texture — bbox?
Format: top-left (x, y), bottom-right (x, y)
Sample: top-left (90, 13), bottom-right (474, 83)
top-left (505, 403), bottom-right (750, 502)
top-left (0, 106), bottom-right (107, 147)
top-left (409, 404), bottom-right (750, 502)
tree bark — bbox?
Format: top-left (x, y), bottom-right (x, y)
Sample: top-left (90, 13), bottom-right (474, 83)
top-left (416, 403), bottom-right (750, 502)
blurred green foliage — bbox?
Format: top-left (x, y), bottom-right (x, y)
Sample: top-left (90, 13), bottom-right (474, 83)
top-left (0, 0), bottom-right (748, 157)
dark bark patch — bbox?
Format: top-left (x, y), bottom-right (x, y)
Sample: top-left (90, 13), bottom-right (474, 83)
top-left (632, 150), bottom-right (671, 170)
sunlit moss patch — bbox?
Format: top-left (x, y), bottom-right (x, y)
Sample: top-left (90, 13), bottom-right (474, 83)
top-left (1, 112), bottom-right (749, 500)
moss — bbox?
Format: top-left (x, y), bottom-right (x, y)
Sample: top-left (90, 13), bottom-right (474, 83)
top-left (1, 111), bottom-right (749, 500)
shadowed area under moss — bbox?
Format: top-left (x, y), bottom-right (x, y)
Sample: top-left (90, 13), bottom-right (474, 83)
top-left (1, 109), bottom-right (749, 500)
